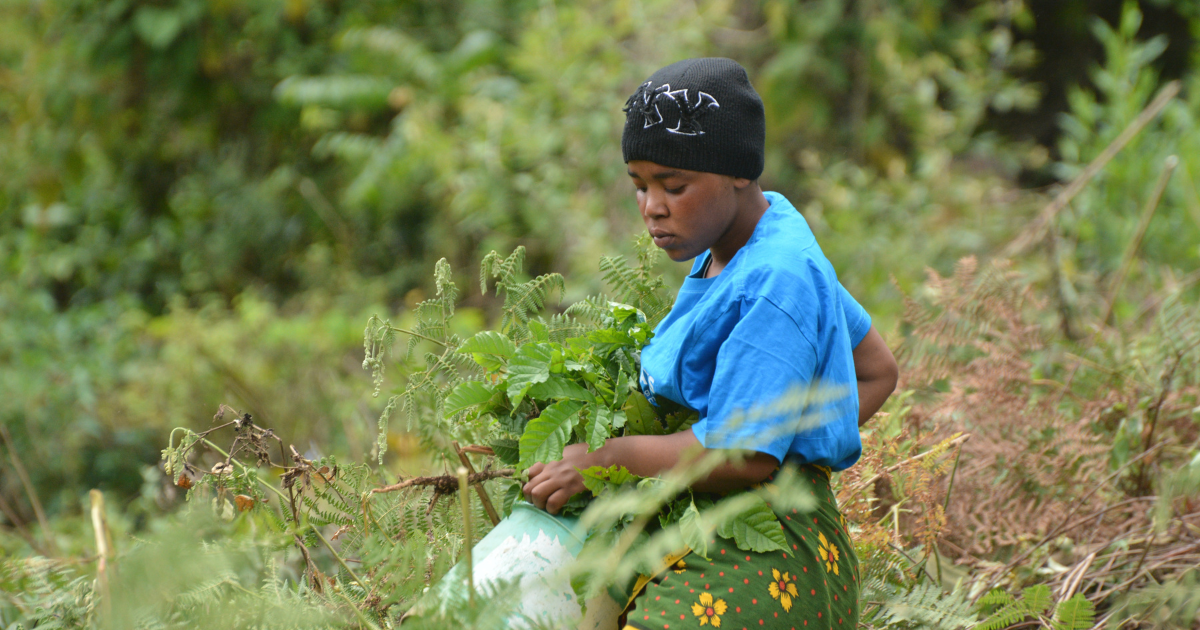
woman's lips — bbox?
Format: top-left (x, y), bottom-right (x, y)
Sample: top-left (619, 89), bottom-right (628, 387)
top-left (649, 228), bottom-right (674, 248)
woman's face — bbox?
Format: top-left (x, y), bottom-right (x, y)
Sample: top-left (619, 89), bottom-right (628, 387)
top-left (627, 160), bottom-right (745, 263)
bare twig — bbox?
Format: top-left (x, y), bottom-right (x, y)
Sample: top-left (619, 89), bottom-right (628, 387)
top-left (457, 467), bottom-right (475, 608)
top-left (89, 490), bottom-right (112, 620)
top-left (0, 426), bottom-right (57, 556)
top-left (310, 524), bottom-right (368, 591)
top-left (1058, 550), bottom-right (1098, 600)
top-left (0, 490), bottom-right (39, 551)
top-left (372, 470), bottom-right (515, 495)
top-left (1101, 155), bottom-right (1178, 325)
top-left (1004, 81), bottom-right (1180, 257)
top-left (888, 543), bottom-right (940, 585)
top-left (293, 533), bottom-right (320, 592)
top-left (333, 588), bottom-right (383, 630)
top-left (452, 441), bottom-right (501, 526)
top-left (387, 325), bottom-right (450, 349)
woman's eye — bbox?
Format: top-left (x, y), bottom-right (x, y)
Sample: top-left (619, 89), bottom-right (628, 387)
top-left (665, 186), bottom-right (684, 195)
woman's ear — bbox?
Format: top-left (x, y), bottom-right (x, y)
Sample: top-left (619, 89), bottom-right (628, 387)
top-left (732, 176), bottom-right (755, 190)
top-left (732, 176), bottom-right (757, 190)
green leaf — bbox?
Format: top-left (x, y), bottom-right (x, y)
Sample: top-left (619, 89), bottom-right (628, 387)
top-left (458, 331), bottom-right (517, 371)
top-left (528, 319), bottom-right (549, 342)
top-left (507, 343), bottom-right (553, 406)
top-left (581, 405), bottom-right (613, 451)
top-left (132, 6), bottom-right (190, 49)
top-left (588, 328), bottom-right (632, 345)
top-left (587, 328), bottom-right (634, 354)
top-left (679, 501), bottom-right (708, 559)
top-left (612, 369), bottom-right (631, 408)
top-left (665, 409), bottom-right (700, 434)
top-left (610, 408), bottom-right (627, 432)
top-left (557, 494), bottom-right (592, 517)
top-left (501, 481), bottom-right (522, 516)
top-left (444, 381), bottom-right (494, 416)
top-left (497, 412), bottom-right (528, 435)
top-left (518, 400), bottom-right (584, 469)
top-left (579, 464), bottom-right (639, 496)
top-left (623, 392), bottom-right (663, 436)
top-left (716, 496), bottom-right (786, 553)
top-left (1052, 594), bottom-right (1095, 630)
top-left (528, 376), bottom-right (596, 403)
top-left (274, 75), bottom-right (394, 109)
top-left (490, 438), bottom-right (520, 465)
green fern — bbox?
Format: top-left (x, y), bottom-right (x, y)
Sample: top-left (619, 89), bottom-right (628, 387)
top-left (597, 235), bottom-right (673, 328)
top-left (479, 246), bottom-right (566, 342)
top-left (174, 573), bottom-right (240, 608)
top-left (965, 587), bottom-right (1093, 630)
top-left (871, 582), bottom-right (977, 629)
top-left (363, 257), bottom-right (471, 462)
top-left (0, 558), bottom-right (94, 629)
top-left (1051, 594), bottom-right (1096, 630)
top-left (975, 585), bottom-right (1054, 630)
top-left (566, 235), bottom-right (674, 332)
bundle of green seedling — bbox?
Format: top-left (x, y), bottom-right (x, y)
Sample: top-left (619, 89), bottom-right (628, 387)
top-left (364, 241), bottom-right (798, 557)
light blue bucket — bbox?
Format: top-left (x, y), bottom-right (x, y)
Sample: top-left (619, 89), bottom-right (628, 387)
top-left (411, 501), bottom-right (621, 629)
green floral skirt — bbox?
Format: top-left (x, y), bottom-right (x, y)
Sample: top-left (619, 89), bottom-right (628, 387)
top-left (623, 465), bottom-right (858, 630)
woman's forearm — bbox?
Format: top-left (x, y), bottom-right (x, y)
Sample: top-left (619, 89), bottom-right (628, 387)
top-left (523, 430), bottom-right (778, 512)
top-left (591, 431), bottom-right (778, 493)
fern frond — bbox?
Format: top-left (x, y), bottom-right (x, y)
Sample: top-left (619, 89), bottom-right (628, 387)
top-left (599, 248), bottom-right (672, 328)
top-left (974, 585), bottom-right (1051, 630)
top-left (1051, 594), bottom-right (1095, 630)
top-left (877, 582), bottom-right (977, 629)
top-left (501, 273), bottom-right (565, 338)
top-left (565, 294), bottom-right (613, 325)
top-left (975, 588), bottom-right (1015, 609)
top-left (1021, 584), bottom-right (1053, 615)
top-left (545, 312), bottom-right (589, 343)
top-left (174, 573), bottom-right (240, 608)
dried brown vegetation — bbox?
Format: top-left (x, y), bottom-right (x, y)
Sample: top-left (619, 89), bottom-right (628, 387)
top-left (840, 254), bottom-right (1200, 624)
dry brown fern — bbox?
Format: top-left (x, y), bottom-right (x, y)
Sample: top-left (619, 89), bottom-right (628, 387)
top-left (893, 258), bottom-right (1137, 560)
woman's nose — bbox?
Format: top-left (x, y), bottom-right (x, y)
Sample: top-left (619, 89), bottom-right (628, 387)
top-left (642, 189), bottom-right (668, 219)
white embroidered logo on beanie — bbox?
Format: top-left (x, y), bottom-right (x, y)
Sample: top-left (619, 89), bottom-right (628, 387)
top-left (623, 82), bottom-right (720, 135)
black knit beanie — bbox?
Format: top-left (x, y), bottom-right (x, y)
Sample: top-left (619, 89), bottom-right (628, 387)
top-left (621, 57), bottom-right (765, 181)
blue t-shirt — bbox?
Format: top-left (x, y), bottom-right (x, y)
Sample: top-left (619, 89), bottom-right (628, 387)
top-left (638, 191), bottom-right (871, 470)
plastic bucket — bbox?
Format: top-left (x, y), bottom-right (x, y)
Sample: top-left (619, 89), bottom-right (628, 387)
top-left (411, 501), bottom-right (622, 629)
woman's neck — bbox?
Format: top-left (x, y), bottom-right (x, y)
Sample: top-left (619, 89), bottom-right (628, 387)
top-left (705, 186), bottom-right (770, 277)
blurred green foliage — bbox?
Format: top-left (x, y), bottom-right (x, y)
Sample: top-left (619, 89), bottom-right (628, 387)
top-left (2, 0), bottom-right (1199, 541)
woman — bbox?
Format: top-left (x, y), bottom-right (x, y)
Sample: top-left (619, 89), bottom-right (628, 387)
top-left (523, 58), bottom-right (898, 630)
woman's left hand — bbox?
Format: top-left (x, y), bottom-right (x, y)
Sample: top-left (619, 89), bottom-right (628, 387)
top-left (522, 442), bottom-right (596, 514)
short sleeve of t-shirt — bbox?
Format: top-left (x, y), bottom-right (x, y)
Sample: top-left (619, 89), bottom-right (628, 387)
top-left (689, 295), bottom-right (818, 463)
top-left (840, 284), bottom-right (872, 347)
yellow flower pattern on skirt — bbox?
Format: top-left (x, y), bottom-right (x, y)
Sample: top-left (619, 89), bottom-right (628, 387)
top-left (817, 531), bottom-right (840, 575)
top-left (691, 592), bottom-right (727, 627)
top-left (767, 568), bottom-right (800, 612)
